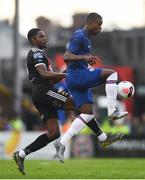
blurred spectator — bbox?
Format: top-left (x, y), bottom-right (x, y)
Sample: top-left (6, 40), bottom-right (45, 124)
top-left (9, 111), bottom-right (23, 131)
top-left (140, 113), bottom-right (145, 136)
top-left (130, 113), bottom-right (145, 136)
top-left (22, 98), bottom-right (41, 131)
top-left (0, 114), bottom-right (10, 131)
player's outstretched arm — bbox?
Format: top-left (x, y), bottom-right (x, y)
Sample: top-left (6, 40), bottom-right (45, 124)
top-left (36, 63), bottom-right (66, 81)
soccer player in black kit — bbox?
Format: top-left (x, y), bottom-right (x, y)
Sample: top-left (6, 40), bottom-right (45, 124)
top-left (13, 28), bottom-right (76, 175)
top-left (13, 28), bottom-right (124, 174)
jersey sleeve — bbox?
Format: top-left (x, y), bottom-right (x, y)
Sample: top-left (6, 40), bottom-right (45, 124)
top-left (67, 36), bottom-right (82, 54)
top-left (33, 51), bottom-right (45, 66)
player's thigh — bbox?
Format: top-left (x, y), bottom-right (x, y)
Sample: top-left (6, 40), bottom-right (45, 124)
top-left (83, 68), bottom-right (103, 88)
top-left (79, 103), bottom-right (93, 114)
top-left (41, 88), bottom-right (78, 112)
top-left (67, 68), bottom-right (103, 90)
top-left (35, 105), bottom-right (60, 138)
top-left (33, 88), bottom-right (68, 109)
top-left (45, 117), bottom-right (60, 137)
top-left (35, 105), bottom-right (58, 123)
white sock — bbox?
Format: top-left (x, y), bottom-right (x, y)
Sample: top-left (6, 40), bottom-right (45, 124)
top-left (19, 150), bottom-right (26, 158)
top-left (105, 72), bottom-right (118, 116)
top-left (60, 114), bottom-right (93, 146)
top-left (60, 118), bottom-right (85, 146)
top-left (97, 132), bottom-right (107, 142)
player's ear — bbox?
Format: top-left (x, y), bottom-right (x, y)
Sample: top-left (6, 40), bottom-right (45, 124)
top-left (31, 37), bottom-right (36, 44)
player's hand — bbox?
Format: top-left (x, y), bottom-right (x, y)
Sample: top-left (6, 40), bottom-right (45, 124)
top-left (58, 89), bottom-right (69, 98)
top-left (84, 56), bottom-right (97, 66)
top-left (86, 56), bottom-right (102, 66)
top-left (88, 57), bottom-right (96, 65)
top-left (84, 55), bottom-right (95, 65)
top-left (90, 56), bottom-right (101, 61)
top-left (84, 55), bottom-right (96, 65)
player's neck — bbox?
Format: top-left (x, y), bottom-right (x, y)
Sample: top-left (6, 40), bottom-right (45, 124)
top-left (32, 45), bottom-right (44, 50)
top-left (83, 26), bottom-right (91, 37)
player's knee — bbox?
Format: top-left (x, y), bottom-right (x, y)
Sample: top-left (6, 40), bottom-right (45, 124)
top-left (102, 70), bottom-right (117, 80)
top-left (80, 109), bottom-right (93, 114)
top-left (47, 130), bottom-right (60, 141)
top-left (106, 69), bottom-right (116, 77)
top-left (79, 104), bottom-right (93, 114)
top-left (79, 113), bottom-right (94, 123)
top-left (53, 132), bottom-right (60, 141)
top-left (106, 71), bottom-right (118, 81)
top-left (101, 69), bottom-right (117, 82)
top-left (110, 69), bottom-right (116, 75)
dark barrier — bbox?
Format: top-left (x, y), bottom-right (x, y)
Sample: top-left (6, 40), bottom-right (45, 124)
top-left (71, 135), bottom-right (145, 158)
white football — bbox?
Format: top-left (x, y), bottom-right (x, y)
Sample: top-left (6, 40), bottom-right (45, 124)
top-left (117, 81), bottom-right (135, 99)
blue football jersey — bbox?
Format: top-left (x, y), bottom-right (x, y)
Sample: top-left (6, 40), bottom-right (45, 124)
top-left (65, 29), bottom-right (102, 107)
top-left (66, 29), bottom-right (92, 70)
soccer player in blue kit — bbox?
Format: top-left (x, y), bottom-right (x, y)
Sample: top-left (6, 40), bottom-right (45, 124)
top-left (57, 12), bottom-right (128, 162)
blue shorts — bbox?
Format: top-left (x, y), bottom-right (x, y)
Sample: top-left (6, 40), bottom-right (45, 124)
top-left (66, 68), bottom-right (102, 107)
top-left (57, 109), bottom-right (67, 125)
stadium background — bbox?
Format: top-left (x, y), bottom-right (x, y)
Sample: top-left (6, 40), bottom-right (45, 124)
top-left (0, 0), bottom-right (145, 178)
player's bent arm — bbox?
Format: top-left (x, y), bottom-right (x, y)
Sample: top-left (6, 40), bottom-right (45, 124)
top-left (35, 63), bottom-right (65, 81)
top-left (64, 51), bottom-right (98, 66)
top-left (63, 50), bottom-right (90, 62)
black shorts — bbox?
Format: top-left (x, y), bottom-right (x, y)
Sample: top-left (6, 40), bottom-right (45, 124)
top-left (32, 87), bottom-right (68, 122)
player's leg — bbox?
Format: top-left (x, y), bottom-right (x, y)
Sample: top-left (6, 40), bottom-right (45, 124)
top-left (100, 69), bottom-right (128, 120)
top-left (58, 106), bottom-right (123, 162)
top-left (78, 103), bottom-right (123, 147)
top-left (65, 89), bottom-right (106, 141)
top-left (57, 90), bottom-right (123, 162)
top-left (59, 90), bottom-right (105, 152)
top-left (57, 90), bottom-right (92, 162)
top-left (13, 106), bottom-right (60, 175)
top-left (77, 68), bottom-right (128, 120)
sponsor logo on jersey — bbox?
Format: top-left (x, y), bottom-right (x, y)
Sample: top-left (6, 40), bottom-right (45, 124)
top-left (88, 66), bottom-right (95, 71)
top-left (33, 52), bottom-right (43, 60)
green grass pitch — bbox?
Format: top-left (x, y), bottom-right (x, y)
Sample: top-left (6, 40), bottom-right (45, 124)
top-left (0, 158), bottom-right (145, 179)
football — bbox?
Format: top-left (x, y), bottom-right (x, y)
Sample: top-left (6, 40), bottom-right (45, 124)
top-left (117, 81), bottom-right (135, 99)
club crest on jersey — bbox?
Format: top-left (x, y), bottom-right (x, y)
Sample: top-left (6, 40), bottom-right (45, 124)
top-left (88, 66), bottom-right (95, 72)
top-left (66, 43), bottom-right (70, 49)
top-left (33, 52), bottom-right (43, 60)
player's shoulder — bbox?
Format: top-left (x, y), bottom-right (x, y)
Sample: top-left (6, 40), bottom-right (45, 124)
top-left (73, 29), bottom-right (83, 36)
top-left (28, 48), bottom-right (44, 60)
top-left (28, 48), bottom-right (43, 54)
top-left (31, 48), bottom-right (43, 53)
top-left (72, 29), bottom-right (85, 40)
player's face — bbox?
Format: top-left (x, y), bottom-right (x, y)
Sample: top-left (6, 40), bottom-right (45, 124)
top-left (90, 19), bottom-right (103, 35)
top-left (32, 31), bottom-right (47, 48)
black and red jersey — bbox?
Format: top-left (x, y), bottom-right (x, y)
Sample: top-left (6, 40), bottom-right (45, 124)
top-left (27, 47), bottom-right (53, 89)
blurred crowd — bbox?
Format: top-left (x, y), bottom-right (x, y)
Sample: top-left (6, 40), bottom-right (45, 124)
top-left (0, 90), bottom-right (145, 137)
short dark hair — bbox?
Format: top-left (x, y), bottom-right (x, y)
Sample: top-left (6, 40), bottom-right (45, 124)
top-left (27, 28), bottom-right (41, 43)
top-left (86, 12), bottom-right (102, 22)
